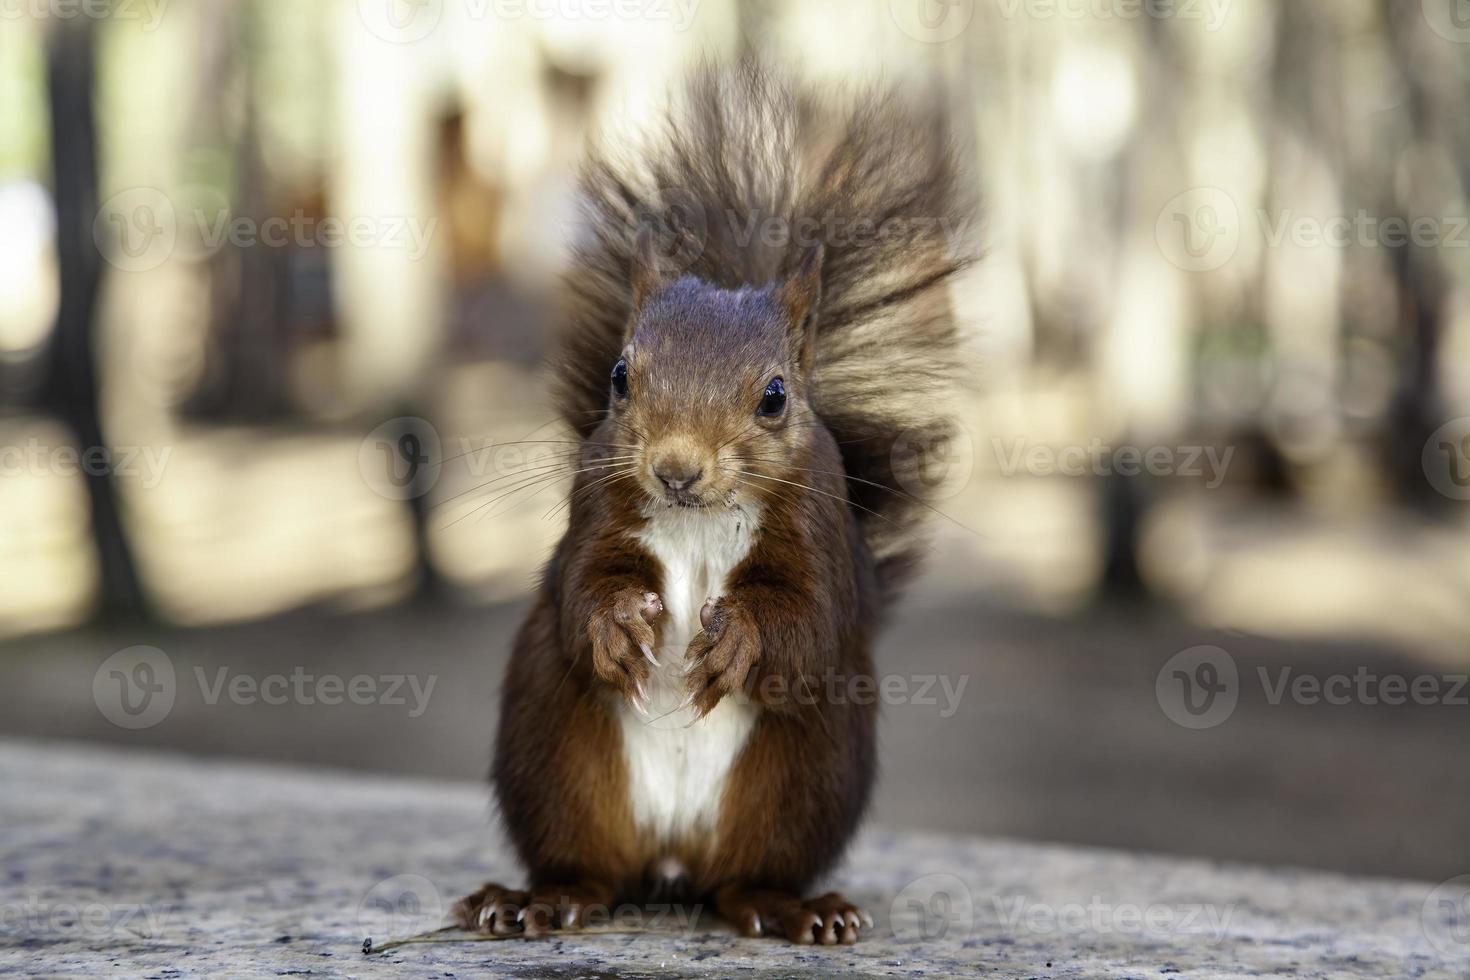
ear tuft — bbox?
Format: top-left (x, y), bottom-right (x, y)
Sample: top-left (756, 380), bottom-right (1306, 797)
top-left (778, 243), bottom-right (824, 372)
top-left (631, 224), bottom-right (662, 315)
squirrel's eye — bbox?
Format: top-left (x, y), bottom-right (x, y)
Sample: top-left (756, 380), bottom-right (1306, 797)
top-left (611, 358), bottom-right (629, 398)
top-left (758, 377), bottom-right (786, 417)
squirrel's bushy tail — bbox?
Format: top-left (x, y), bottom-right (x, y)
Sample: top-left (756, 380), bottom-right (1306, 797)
top-left (557, 62), bottom-right (976, 606)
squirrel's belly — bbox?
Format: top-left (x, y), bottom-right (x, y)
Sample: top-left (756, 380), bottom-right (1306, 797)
top-left (621, 505), bottom-right (760, 844)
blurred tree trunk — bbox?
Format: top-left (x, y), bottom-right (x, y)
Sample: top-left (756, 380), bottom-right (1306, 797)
top-left (1381, 3), bottom-right (1450, 509)
top-left (42, 18), bottom-right (150, 621)
top-left (182, 0), bottom-right (295, 422)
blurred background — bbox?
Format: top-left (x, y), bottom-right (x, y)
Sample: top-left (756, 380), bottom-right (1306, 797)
top-left (2, 0), bottom-right (1469, 882)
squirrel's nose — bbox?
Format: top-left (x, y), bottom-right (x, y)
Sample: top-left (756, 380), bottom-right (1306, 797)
top-left (653, 460), bottom-right (702, 493)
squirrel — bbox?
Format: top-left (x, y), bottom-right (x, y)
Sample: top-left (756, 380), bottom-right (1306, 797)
top-left (453, 63), bottom-right (973, 946)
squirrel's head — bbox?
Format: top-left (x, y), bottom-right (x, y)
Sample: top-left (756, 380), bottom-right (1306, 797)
top-left (605, 228), bottom-right (825, 511)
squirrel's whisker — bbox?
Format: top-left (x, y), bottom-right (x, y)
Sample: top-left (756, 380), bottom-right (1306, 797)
top-left (542, 470), bottom-right (640, 522)
top-left (440, 464), bottom-right (636, 528)
top-left (726, 455), bottom-right (980, 537)
top-left (432, 437), bottom-right (637, 468)
top-left (469, 466), bottom-right (638, 527)
top-left (720, 468), bottom-right (898, 526)
top-left (431, 455), bottom-right (593, 511)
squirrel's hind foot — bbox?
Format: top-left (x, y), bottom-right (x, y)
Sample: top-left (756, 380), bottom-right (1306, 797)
top-left (452, 880), bottom-right (614, 937)
top-left (714, 886), bottom-right (873, 945)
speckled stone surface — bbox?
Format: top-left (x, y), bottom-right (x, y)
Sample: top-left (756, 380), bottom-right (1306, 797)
top-left (1, 738), bottom-right (1465, 978)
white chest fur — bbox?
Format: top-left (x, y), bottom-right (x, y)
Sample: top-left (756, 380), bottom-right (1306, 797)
top-left (619, 503), bottom-right (761, 844)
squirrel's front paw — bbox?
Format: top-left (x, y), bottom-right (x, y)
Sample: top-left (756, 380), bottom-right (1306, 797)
top-left (589, 589), bottom-right (663, 713)
top-left (684, 598), bottom-right (761, 717)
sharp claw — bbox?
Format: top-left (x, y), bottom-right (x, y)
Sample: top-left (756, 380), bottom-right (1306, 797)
top-left (641, 593), bottom-right (663, 621)
top-left (641, 643), bottom-right (657, 665)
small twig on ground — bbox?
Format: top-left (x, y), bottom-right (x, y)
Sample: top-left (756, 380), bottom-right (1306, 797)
top-left (362, 926), bottom-right (647, 955)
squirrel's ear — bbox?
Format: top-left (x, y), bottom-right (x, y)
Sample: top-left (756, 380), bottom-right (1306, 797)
top-left (630, 224), bottom-right (662, 317)
top-left (778, 243), bottom-right (824, 373)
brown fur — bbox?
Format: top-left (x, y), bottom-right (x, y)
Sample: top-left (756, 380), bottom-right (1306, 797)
top-left (459, 63), bottom-right (968, 945)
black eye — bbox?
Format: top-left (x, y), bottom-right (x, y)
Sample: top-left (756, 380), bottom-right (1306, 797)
top-left (611, 358), bottom-right (629, 398)
top-left (758, 377), bottom-right (786, 417)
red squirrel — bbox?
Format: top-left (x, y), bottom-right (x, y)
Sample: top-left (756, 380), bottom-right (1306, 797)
top-left (454, 63), bottom-right (972, 945)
